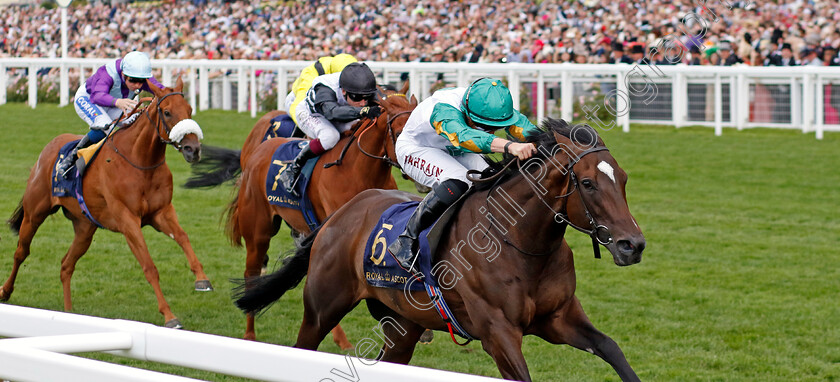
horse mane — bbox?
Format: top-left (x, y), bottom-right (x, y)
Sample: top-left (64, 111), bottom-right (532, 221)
top-left (473, 118), bottom-right (604, 191)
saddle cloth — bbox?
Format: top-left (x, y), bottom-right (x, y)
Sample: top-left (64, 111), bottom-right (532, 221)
top-left (363, 201), bottom-right (437, 291)
top-left (51, 140), bottom-right (103, 227)
top-left (264, 140), bottom-right (320, 230)
top-left (266, 114), bottom-right (301, 140)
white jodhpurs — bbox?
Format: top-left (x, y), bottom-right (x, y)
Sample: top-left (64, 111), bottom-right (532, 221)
top-left (73, 85), bottom-right (122, 131)
top-left (395, 134), bottom-right (489, 188)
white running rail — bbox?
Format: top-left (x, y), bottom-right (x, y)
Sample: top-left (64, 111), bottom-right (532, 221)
top-left (0, 304), bottom-right (503, 382)
top-left (2, 58), bottom-right (839, 139)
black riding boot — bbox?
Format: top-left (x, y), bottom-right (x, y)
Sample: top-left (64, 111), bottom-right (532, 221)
top-left (56, 135), bottom-right (94, 179)
top-left (279, 143), bottom-right (318, 197)
top-left (388, 179), bottom-right (467, 276)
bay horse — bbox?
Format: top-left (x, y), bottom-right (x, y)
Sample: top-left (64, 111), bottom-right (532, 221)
top-left (226, 86), bottom-right (418, 345)
top-left (236, 119), bottom-right (646, 381)
top-left (1, 78), bottom-right (212, 329)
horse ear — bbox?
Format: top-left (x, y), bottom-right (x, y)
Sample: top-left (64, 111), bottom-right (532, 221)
top-left (375, 86), bottom-right (387, 107)
top-left (174, 76), bottom-right (184, 92)
top-left (410, 94), bottom-right (418, 106)
top-left (399, 80), bottom-right (410, 95)
top-left (553, 130), bottom-right (570, 145)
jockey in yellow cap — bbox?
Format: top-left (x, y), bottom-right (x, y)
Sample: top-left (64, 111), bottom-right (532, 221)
top-left (284, 53), bottom-right (358, 124)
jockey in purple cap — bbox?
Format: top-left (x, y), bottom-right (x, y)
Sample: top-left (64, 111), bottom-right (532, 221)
top-left (57, 51), bottom-right (165, 178)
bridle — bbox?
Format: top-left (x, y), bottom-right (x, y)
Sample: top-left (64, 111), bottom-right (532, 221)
top-left (472, 145), bottom-right (613, 258)
top-left (106, 91), bottom-right (188, 171)
top-left (144, 91), bottom-right (188, 150)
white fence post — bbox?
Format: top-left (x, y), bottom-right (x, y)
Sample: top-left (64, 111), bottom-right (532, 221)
top-left (59, 63), bottom-right (69, 106)
top-left (199, 64), bottom-right (209, 111)
top-left (815, 75), bottom-right (824, 140)
top-left (536, 71), bottom-right (545, 123)
top-left (250, 64), bottom-right (257, 118)
top-left (188, 67), bottom-right (197, 116)
top-left (28, 64), bottom-right (37, 109)
top-left (277, 67), bottom-right (288, 111)
top-left (803, 74), bottom-right (813, 133)
top-left (714, 73), bottom-right (722, 136)
top-left (616, 69), bottom-right (629, 132)
top-left (561, 70), bottom-right (572, 122)
top-left (0, 64), bottom-right (6, 105)
top-left (507, 69), bottom-right (519, 114)
top-left (237, 65), bottom-right (247, 113)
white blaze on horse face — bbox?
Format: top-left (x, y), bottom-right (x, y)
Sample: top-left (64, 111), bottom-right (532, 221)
top-left (169, 119), bottom-right (204, 143)
top-left (597, 161), bottom-right (616, 183)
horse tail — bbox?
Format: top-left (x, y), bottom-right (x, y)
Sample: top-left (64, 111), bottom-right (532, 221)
top-left (224, 191), bottom-right (243, 247)
top-left (183, 145), bottom-right (242, 188)
top-left (233, 223), bottom-right (323, 315)
top-left (7, 199), bottom-right (24, 235)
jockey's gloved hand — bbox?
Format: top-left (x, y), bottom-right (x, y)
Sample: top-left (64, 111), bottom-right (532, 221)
top-left (359, 105), bottom-right (382, 119)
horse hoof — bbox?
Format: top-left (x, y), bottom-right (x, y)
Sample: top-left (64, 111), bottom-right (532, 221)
top-left (164, 319), bottom-right (182, 329)
top-left (419, 329), bottom-right (434, 344)
top-left (194, 280), bottom-right (214, 292)
top-left (340, 343), bottom-right (355, 351)
top-left (0, 287), bottom-right (8, 301)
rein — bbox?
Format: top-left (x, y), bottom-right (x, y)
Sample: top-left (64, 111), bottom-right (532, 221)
top-left (107, 91), bottom-right (186, 171)
top-left (322, 100), bottom-right (409, 170)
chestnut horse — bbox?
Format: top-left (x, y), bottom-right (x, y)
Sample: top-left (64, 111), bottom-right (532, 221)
top-left (236, 120), bottom-right (646, 381)
top-left (226, 86), bottom-right (417, 345)
top-left (1, 79), bottom-right (212, 329)
top-left (184, 83), bottom-right (405, 190)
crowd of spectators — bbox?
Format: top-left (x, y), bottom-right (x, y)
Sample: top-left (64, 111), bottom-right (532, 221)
top-left (2, 0), bottom-right (840, 67)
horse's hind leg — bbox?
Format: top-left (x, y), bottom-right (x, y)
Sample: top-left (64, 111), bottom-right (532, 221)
top-left (0, 200), bottom-right (56, 301)
top-left (364, 300), bottom-right (425, 364)
top-left (536, 297), bottom-right (640, 382)
top-left (294, 273), bottom-right (361, 351)
top-left (238, 200), bottom-right (274, 341)
top-left (150, 204), bottom-right (212, 291)
top-left (59, 219), bottom-right (97, 311)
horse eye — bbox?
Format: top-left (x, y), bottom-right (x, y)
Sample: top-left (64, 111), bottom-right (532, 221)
top-left (581, 179), bottom-right (595, 189)
top-left (163, 110), bottom-right (172, 118)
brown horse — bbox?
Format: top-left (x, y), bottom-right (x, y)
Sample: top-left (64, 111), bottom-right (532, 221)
top-left (236, 119), bottom-right (646, 381)
top-left (1, 78), bottom-right (212, 329)
top-left (226, 85), bottom-right (418, 344)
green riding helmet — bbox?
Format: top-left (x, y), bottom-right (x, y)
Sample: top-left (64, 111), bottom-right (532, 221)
top-left (462, 78), bottom-right (518, 127)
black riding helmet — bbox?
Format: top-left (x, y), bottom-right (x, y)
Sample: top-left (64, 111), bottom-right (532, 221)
top-left (339, 62), bottom-right (377, 95)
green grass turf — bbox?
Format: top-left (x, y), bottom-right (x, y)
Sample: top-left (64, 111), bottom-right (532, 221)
top-left (0, 102), bottom-right (838, 381)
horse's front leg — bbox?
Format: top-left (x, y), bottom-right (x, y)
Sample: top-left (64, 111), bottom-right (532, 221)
top-left (150, 204), bottom-right (213, 291)
top-left (465, 307), bottom-right (532, 381)
top-left (534, 296), bottom-right (640, 382)
top-left (117, 211), bottom-right (180, 328)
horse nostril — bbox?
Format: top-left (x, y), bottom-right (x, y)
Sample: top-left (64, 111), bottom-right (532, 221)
top-left (635, 239), bottom-right (646, 254)
top-left (617, 240), bottom-right (635, 255)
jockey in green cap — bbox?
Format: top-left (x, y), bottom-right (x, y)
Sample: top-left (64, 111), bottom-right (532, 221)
top-left (389, 78), bottom-right (539, 276)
